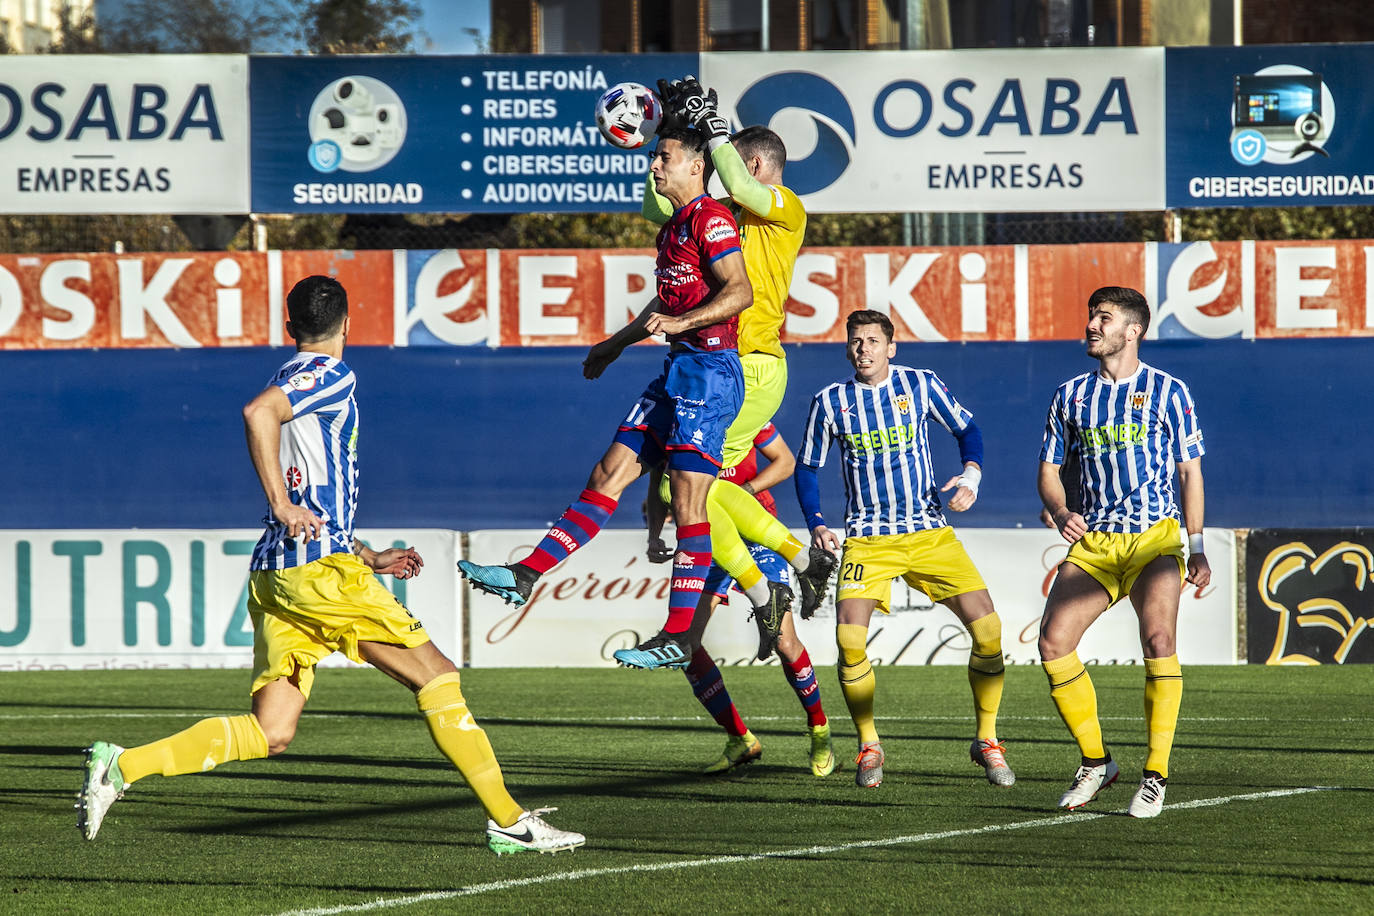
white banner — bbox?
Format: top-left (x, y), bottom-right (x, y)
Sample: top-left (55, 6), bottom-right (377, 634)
top-left (0, 56), bottom-right (250, 213)
top-left (0, 530), bottom-right (461, 671)
top-left (465, 527), bottom-right (1236, 667)
top-left (702, 49), bottom-right (1165, 212)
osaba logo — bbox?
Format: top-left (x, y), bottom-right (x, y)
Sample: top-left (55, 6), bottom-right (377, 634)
top-left (735, 72), bottom-right (856, 195)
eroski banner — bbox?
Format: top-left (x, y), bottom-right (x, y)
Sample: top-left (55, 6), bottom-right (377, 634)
top-left (0, 55), bottom-right (249, 214)
top-left (0, 530), bottom-right (461, 670)
top-left (465, 529), bottom-right (1236, 667)
top-left (6, 242), bottom-right (1374, 349)
top-left (701, 49), bottom-right (1164, 213)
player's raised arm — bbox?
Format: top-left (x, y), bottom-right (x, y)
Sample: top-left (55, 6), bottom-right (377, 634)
top-left (669, 76), bottom-right (780, 219)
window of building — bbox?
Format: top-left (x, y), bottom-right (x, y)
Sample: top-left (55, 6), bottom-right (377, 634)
top-left (540, 0), bottom-right (600, 52)
top-left (812, 0), bottom-right (857, 49)
top-left (708, 0), bottom-right (761, 50)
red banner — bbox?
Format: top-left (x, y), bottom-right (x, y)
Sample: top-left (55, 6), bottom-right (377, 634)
top-left (2, 241), bottom-right (1371, 349)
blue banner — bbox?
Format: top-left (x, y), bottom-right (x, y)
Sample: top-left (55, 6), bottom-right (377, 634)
top-left (4, 339), bottom-right (1371, 531)
top-left (249, 54), bottom-right (697, 213)
top-left (1165, 44), bottom-right (1374, 209)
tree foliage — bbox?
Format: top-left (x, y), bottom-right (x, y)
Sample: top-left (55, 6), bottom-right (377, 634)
top-left (302, 0), bottom-right (421, 54)
top-left (79, 0), bottom-right (296, 54)
top-left (45, 0), bottom-right (423, 54)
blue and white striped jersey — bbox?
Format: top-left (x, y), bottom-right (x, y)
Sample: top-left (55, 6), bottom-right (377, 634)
top-left (799, 365), bottom-right (973, 536)
top-left (250, 352), bottom-right (359, 570)
top-left (1040, 361), bottom-right (1205, 534)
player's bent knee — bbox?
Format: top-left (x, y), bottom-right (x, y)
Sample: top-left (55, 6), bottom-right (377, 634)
top-left (777, 630), bottom-right (802, 659)
top-left (1038, 635), bottom-right (1076, 662)
top-left (1141, 631), bottom-right (1177, 659)
top-left (263, 726), bottom-right (297, 756)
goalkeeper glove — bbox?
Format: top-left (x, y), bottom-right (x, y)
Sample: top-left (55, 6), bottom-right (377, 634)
top-left (654, 78), bottom-right (688, 134)
top-left (674, 75), bottom-right (730, 142)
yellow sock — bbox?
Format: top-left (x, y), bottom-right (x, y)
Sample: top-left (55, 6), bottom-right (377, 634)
top-left (119, 714), bottom-right (269, 785)
top-left (837, 624), bottom-right (879, 745)
top-left (416, 672), bottom-right (524, 827)
top-left (711, 479), bottom-right (806, 564)
top-left (1143, 654), bottom-right (1183, 778)
top-left (966, 613), bottom-right (1005, 741)
top-left (1042, 652), bottom-right (1106, 760)
top-left (706, 493), bottom-right (763, 592)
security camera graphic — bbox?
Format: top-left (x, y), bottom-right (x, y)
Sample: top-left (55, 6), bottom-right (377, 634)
top-left (1229, 65), bottom-right (1334, 166)
top-left (307, 75), bottom-right (408, 174)
top-left (332, 78), bottom-right (375, 112)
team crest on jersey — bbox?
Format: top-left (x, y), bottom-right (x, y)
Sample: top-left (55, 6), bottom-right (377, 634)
top-left (895, 395), bottom-right (912, 414)
top-left (288, 371), bottom-right (317, 391)
top-left (1129, 392), bottom-right (1147, 410)
top-left (285, 466), bottom-right (302, 488)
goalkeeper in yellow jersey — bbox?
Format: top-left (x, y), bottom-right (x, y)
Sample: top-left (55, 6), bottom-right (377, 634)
top-left (644, 76), bottom-right (838, 639)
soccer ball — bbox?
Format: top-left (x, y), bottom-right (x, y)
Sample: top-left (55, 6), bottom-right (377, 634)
top-left (594, 82), bottom-right (663, 149)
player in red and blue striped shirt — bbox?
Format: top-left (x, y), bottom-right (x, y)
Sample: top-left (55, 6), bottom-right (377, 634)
top-left (459, 127), bottom-right (753, 671)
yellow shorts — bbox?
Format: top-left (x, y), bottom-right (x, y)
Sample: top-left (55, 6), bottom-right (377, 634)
top-left (836, 528), bottom-right (987, 613)
top-left (1064, 517), bottom-right (1185, 606)
top-left (247, 552), bottom-right (430, 699)
top-left (721, 353), bottom-right (788, 470)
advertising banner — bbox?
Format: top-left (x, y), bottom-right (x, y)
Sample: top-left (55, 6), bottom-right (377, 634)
top-left (0, 55), bottom-right (249, 214)
top-left (0, 530), bottom-right (461, 670)
top-left (1246, 528), bottom-right (1374, 665)
top-left (0, 250), bottom-right (397, 350)
top-left (465, 528), bottom-right (1236, 668)
top-left (1151, 239), bottom-right (1374, 339)
top-left (4, 241), bottom-right (1373, 349)
top-left (701, 49), bottom-right (1165, 213)
top-left (1166, 44), bottom-right (1374, 209)
top-left (249, 54), bottom-right (695, 214)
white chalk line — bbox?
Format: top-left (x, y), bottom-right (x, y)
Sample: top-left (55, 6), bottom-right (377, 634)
top-left (270, 786), bottom-right (1338, 916)
top-left (7, 711), bottom-right (1368, 724)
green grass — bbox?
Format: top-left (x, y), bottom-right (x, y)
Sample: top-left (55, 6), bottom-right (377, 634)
top-left (4, 665), bottom-right (1373, 914)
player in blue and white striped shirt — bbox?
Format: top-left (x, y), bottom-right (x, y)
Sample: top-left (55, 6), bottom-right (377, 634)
top-left (795, 310), bottom-right (1014, 790)
top-left (1037, 286), bottom-right (1210, 820)
top-left (77, 276), bottom-right (584, 855)
top-left (248, 346), bottom-right (359, 570)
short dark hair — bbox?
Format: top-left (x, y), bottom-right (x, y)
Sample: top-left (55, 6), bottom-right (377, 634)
top-left (731, 126), bottom-right (786, 172)
top-left (655, 126), bottom-right (713, 184)
top-left (1088, 286), bottom-right (1151, 337)
top-left (845, 309), bottom-right (894, 342)
top-left (286, 276), bottom-right (348, 343)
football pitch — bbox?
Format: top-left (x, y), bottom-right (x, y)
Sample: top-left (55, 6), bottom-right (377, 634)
top-left (4, 665), bottom-right (1372, 914)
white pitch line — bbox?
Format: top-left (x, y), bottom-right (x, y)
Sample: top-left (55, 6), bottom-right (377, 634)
top-left (270, 786), bottom-right (1336, 916)
top-left (9, 711), bottom-right (1364, 724)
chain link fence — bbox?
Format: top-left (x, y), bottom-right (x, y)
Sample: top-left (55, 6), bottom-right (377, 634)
top-left (3, 207), bottom-right (1373, 253)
